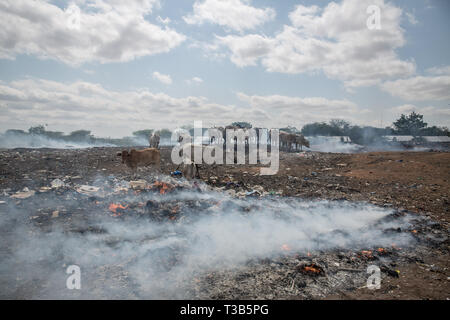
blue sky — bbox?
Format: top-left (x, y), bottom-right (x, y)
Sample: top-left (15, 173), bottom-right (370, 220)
top-left (0, 0), bottom-right (449, 137)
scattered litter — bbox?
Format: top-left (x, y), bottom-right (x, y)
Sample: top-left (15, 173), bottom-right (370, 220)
top-left (129, 180), bottom-right (147, 190)
top-left (381, 265), bottom-right (400, 278)
top-left (152, 181), bottom-right (174, 195)
top-left (76, 185), bottom-right (100, 196)
top-left (51, 178), bottom-right (65, 188)
top-left (245, 190), bottom-right (261, 197)
top-left (39, 187), bottom-right (52, 193)
top-left (171, 170), bottom-right (183, 177)
top-left (11, 188), bottom-right (35, 199)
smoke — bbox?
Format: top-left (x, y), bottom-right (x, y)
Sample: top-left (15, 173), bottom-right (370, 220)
top-left (0, 132), bottom-right (114, 149)
top-left (0, 132), bottom-right (150, 149)
top-left (0, 175), bottom-right (414, 299)
top-left (304, 136), bottom-right (438, 153)
top-left (305, 136), bottom-right (364, 153)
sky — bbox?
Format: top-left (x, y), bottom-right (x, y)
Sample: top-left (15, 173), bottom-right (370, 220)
top-left (0, 0), bottom-right (449, 138)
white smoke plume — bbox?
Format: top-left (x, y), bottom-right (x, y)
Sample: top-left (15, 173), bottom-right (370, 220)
top-left (0, 176), bottom-right (414, 299)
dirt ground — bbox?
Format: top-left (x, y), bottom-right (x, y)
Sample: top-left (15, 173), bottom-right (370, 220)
top-left (188, 150), bottom-right (450, 300)
top-left (0, 147), bottom-right (448, 299)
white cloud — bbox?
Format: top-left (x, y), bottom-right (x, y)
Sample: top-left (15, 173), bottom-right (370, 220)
top-left (0, 0), bottom-right (185, 65)
top-left (152, 71), bottom-right (172, 85)
top-left (186, 77), bottom-right (203, 85)
top-left (216, 0), bottom-right (415, 87)
top-left (216, 34), bottom-right (273, 67)
top-left (405, 12), bottom-right (418, 25)
top-left (157, 16), bottom-right (171, 25)
top-left (237, 92), bottom-right (365, 127)
top-left (390, 104), bottom-right (450, 126)
top-left (426, 65), bottom-right (450, 76)
top-left (192, 77), bottom-right (203, 83)
top-left (0, 78), bottom-right (239, 137)
top-left (381, 75), bottom-right (450, 101)
top-left (0, 78), bottom-right (373, 137)
top-left (183, 0), bottom-right (275, 32)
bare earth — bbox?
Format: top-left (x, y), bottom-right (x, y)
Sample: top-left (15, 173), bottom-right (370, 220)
top-left (0, 147), bottom-right (448, 299)
top-left (195, 150), bottom-right (450, 299)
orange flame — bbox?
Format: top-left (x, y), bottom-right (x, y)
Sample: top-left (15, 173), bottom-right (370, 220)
top-left (172, 205), bottom-right (180, 214)
top-left (281, 244), bottom-right (291, 251)
top-left (303, 266), bottom-right (321, 273)
top-left (300, 263), bottom-right (323, 275)
top-left (153, 181), bottom-right (172, 195)
top-left (109, 203), bottom-right (128, 214)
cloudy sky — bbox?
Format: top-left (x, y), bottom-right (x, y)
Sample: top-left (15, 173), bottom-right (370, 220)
top-left (0, 0), bottom-right (449, 137)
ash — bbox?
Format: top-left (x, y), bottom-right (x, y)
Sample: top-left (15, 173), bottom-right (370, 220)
top-left (0, 147), bottom-right (447, 299)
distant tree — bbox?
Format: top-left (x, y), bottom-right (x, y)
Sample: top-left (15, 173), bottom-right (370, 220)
top-left (43, 131), bottom-right (64, 139)
top-left (301, 122), bottom-right (343, 136)
top-left (384, 127), bottom-right (394, 135)
top-left (133, 129), bottom-right (153, 139)
top-left (158, 128), bottom-right (172, 139)
top-left (67, 130), bottom-right (92, 142)
top-left (279, 126), bottom-right (300, 134)
top-left (420, 126), bottom-right (449, 136)
top-left (348, 126), bottom-right (363, 144)
top-left (5, 129), bottom-right (27, 136)
top-left (231, 122), bottom-right (252, 129)
top-left (180, 124), bottom-right (194, 131)
top-left (349, 126), bottom-right (385, 145)
top-left (28, 125), bottom-right (46, 135)
top-left (329, 119), bottom-right (351, 135)
top-left (301, 122), bottom-right (324, 136)
top-left (393, 112), bottom-right (427, 137)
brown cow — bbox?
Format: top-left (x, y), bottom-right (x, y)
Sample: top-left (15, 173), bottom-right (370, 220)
top-left (117, 148), bottom-right (160, 171)
top-left (280, 131), bottom-right (310, 152)
top-left (279, 131), bottom-right (296, 152)
top-left (294, 134), bottom-right (310, 151)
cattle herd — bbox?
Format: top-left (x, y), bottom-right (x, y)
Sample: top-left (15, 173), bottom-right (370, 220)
top-left (117, 128), bottom-right (309, 174)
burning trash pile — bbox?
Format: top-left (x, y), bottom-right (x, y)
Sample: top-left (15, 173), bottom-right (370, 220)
top-left (1, 170), bottom-right (444, 300)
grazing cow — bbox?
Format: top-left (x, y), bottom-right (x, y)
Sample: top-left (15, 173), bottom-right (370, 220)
top-left (149, 132), bottom-right (160, 149)
top-left (180, 162), bottom-right (200, 179)
top-left (178, 144), bottom-right (202, 179)
top-left (279, 131), bottom-right (296, 152)
top-left (295, 134), bottom-right (310, 151)
top-left (280, 131), bottom-right (310, 152)
top-left (117, 148), bottom-right (160, 171)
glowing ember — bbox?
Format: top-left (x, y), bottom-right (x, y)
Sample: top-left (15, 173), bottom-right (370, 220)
top-left (299, 263), bottom-right (324, 276)
top-left (360, 250), bottom-right (374, 259)
top-left (153, 181), bottom-right (172, 195)
top-left (281, 244), bottom-right (291, 251)
top-left (304, 266), bottom-right (320, 273)
top-left (108, 203), bottom-right (128, 214)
